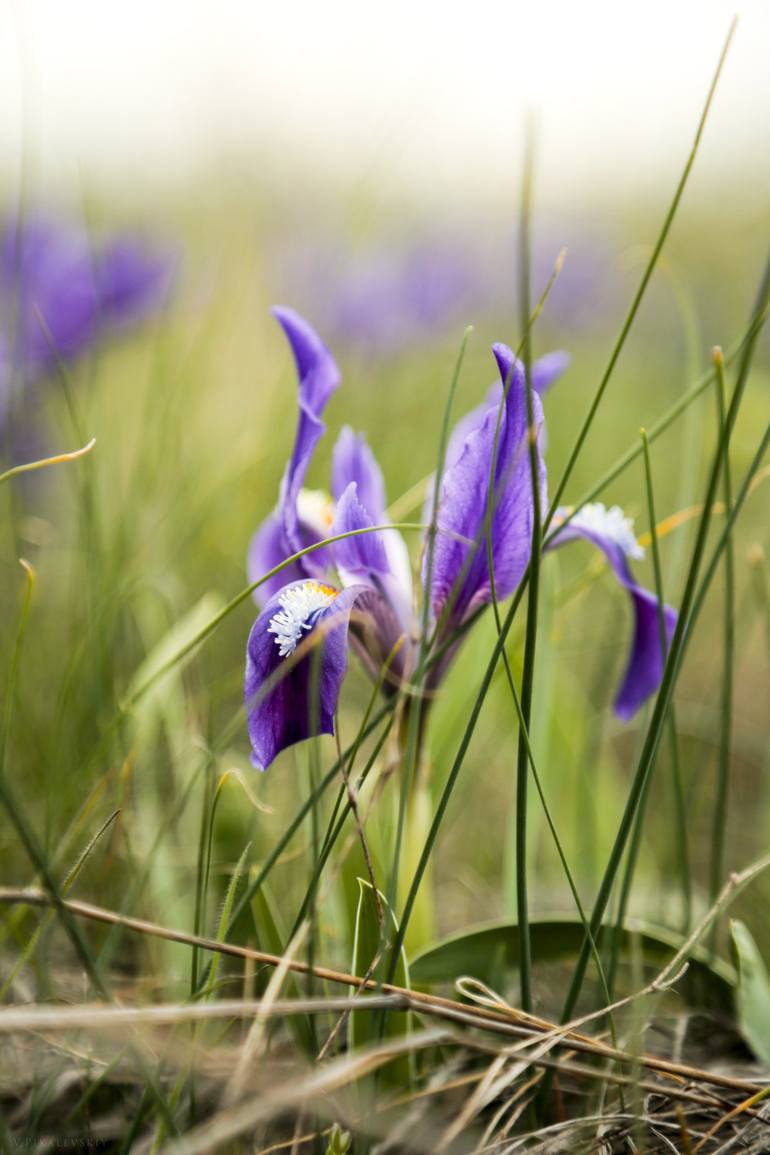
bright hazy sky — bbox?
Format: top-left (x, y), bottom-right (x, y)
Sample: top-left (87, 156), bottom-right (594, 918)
top-left (1, 0), bottom-right (768, 205)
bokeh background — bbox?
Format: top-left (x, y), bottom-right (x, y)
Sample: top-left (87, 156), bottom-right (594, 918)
top-left (0, 0), bottom-right (768, 982)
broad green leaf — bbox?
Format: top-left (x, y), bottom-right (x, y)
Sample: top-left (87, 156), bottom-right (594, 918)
top-left (350, 879), bottom-right (411, 1083)
top-left (398, 775), bottom-right (435, 955)
top-left (731, 919), bottom-right (770, 1062)
top-left (412, 915), bottom-right (736, 1010)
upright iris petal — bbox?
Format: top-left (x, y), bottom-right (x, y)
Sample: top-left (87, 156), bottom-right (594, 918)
top-left (272, 306), bottom-right (341, 554)
top-left (547, 503), bottom-right (678, 719)
top-left (248, 308), bottom-right (341, 602)
top-left (329, 481), bottom-right (411, 679)
top-left (245, 579), bottom-right (366, 771)
top-left (331, 425), bottom-right (414, 621)
top-left (428, 343), bottom-right (546, 629)
top-left (443, 349), bottom-right (569, 474)
top-left (332, 426), bottom-right (386, 521)
top-left (330, 482), bottom-right (389, 578)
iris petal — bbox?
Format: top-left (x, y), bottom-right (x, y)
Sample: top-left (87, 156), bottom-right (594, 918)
top-left (532, 351), bottom-right (570, 397)
top-left (332, 424), bottom-right (414, 613)
top-left (271, 307), bottom-right (341, 556)
top-left (95, 238), bottom-right (174, 328)
top-left (331, 426), bottom-right (386, 519)
top-left (248, 309), bottom-right (341, 601)
top-left (245, 581), bottom-right (365, 771)
top-left (428, 343), bottom-right (546, 627)
top-left (247, 512), bottom-right (316, 604)
top-left (330, 482), bottom-right (389, 577)
top-left (443, 349), bottom-right (568, 473)
top-left (547, 505), bottom-right (678, 719)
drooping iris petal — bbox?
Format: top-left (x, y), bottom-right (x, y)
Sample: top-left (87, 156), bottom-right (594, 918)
top-left (428, 343), bottom-right (546, 627)
top-left (547, 503), bottom-right (678, 719)
top-left (248, 309), bottom-right (341, 601)
top-left (245, 580), bottom-right (365, 771)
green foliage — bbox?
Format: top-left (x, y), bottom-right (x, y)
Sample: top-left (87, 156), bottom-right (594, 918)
top-left (731, 919), bottom-right (770, 1062)
top-left (412, 915), bottom-right (736, 1010)
top-left (350, 878), bottom-right (412, 1085)
top-left (326, 1123), bottom-right (353, 1155)
top-left (250, 874), bottom-right (317, 1054)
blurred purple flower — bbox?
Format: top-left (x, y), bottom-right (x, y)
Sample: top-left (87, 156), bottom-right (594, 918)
top-left (0, 213), bottom-right (173, 439)
top-left (273, 220), bottom-right (620, 359)
top-left (330, 242), bottom-right (483, 352)
top-left (245, 308), bottom-right (675, 771)
top-left (275, 238), bottom-right (485, 355)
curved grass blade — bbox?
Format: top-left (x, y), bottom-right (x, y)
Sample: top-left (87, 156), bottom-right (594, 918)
top-left (543, 300), bottom-right (769, 550)
top-left (387, 327), bottom-right (471, 934)
top-left (0, 807), bottom-right (120, 1000)
top-left (0, 437), bottom-right (96, 485)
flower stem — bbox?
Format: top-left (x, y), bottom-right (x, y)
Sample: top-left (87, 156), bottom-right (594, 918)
top-left (514, 121), bottom-right (539, 1013)
top-left (709, 349), bottom-right (735, 931)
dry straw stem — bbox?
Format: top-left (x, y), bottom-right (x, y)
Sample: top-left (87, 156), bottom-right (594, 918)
top-left (0, 996), bottom-right (742, 1117)
top-left (691, 1085), bottom-right (770, 1153)
top-left (0, 436), bottom-right (96, 485)
top-left (223, 918), bottom-right (310, 1104)
top-left (159, 1028), bottom-right (449, 1155)
top-left (1, 865), bottom-right (768, 1099)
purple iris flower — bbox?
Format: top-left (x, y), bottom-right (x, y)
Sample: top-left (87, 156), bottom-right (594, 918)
top-left (0, 213), bottom-right (173, 436)
top-left (245, 308), bottom-right (677, 771)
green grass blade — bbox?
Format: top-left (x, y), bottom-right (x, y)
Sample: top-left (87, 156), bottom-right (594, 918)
top-left (560, 245), bottom-right (770, 1023)
top-left (709, 349), bottom-right (735, 915)
top-left (387, 327), bottom-right (471, 930)
top-left (544, 18), bottom-right (736, 533)
top-left (512, 124), bottom-right (539, 1013)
